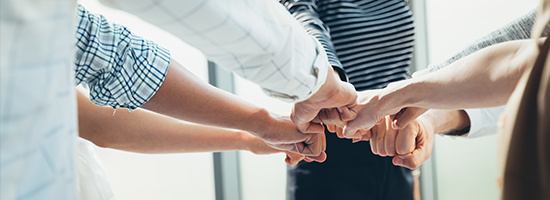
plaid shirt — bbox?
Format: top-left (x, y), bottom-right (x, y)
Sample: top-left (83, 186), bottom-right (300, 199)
top-left (1, 1), bottom-right (327, 199)
top-left (75, 5), bottom-right (170, 110)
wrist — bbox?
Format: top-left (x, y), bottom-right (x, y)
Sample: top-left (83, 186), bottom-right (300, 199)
top-left (377, 79), bottom-right (417, 111)
top-left (416, 115), bottom-right (437, 136)
top-left (302, 67), bottom-right (339, 106)
top-left (238, 131), bottom-right (256, 152)
top-left (419, 109), bottom-right (470, 135)
top-left (245, 109), bottom-right (278, 140)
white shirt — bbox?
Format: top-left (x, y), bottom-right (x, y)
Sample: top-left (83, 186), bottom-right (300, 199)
top-left (1, 1), bottom-right (329, 199)
top-left (99, 0), bottom-right (329, 102)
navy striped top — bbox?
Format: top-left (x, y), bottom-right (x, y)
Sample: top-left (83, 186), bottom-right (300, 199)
top-left (282, 0), bottom-right (415, 91)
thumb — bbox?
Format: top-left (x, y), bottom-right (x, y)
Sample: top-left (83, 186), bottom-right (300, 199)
top-left (337, 103), bottom-right (358, 122)
top-left (393, 108), bottom-right (429, 130)
top-left (285, 152), bottom-right (305, 166)
top-left (392, 144), bottom-right (429, 170)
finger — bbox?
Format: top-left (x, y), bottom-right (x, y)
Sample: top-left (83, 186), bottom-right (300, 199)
top-left (326, 124), bottom-right (337, 133)
top-left (344, 111), bottom-right (381, 138)
top-left (370, 124), bottom-right (379, 155)
top-left (360, 129), bottom-right (372, 141)
top-left (285, 152), bottom-right (305, 166)
top-left (305, 152), bottom-right (327, 163)
top-left (393, 150), bottom-right (424, 170)
top-left (291, 105), bottom-right (324, 134)
top-left (393, 108), bottom-right (428, 130)
top-left (351, 129), bottom-right (368, 143)
top-left (337, 104), bottom-right (358, 121)
top-left (299, 132), bottom-right (327, 158)
top-left (318, 109), bottom-right (331, 125)
top-left (312, 114), bottom-right (322, 124)
top-left (335, 126), bottom-right (345, 138)
top-left (326, 108), bottom-right (347, 127)
top-left (304, 157), bottom-right (314, 162)
top-left (393, 129), bottom-right (432, 169)
top-left (395, 124), bottom-right (417, 155)
top-left (375, 117), bottom-right (388, 157)
top-left (302, 122), bottom-right (325, 134)
top-left (383, 116), bottom-right (398, 156)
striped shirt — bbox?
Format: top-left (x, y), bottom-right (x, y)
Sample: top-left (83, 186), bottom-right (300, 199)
top-left (282, 0), bottom-right (415, 91)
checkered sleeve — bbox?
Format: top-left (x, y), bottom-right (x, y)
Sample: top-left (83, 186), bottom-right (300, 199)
top-left (74, 4), bottom-right (170, 110)
top-left (99, 0), bottom-right (329, 102)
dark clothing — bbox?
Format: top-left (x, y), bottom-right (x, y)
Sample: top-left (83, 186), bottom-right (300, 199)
top-left (287, 130), bottom-right (414, 200)
top-left (282, 0), bottom-right (415, 199)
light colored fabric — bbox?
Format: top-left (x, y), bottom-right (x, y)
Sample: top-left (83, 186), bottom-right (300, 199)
top-left (0, 1), bottom-right (79, 199)
top-left (99, 0), bottom-right (330, 102)
top-left (0, 1), bottom-right (329, 199)
top-left (75, 5), bottom-right (170, 110)
top-left (462, 106), bottom-right (505, 138)
top-left (77, 138), bottom-right (116, 200)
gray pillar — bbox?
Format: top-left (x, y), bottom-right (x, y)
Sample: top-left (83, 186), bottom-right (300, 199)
top-left (208, 61), bottom-right (242, 200)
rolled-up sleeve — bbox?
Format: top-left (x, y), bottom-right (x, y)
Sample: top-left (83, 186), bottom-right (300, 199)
top-left (74, 5), bottom-right (170, 110)
top-left (99, 0), bottom-right (330, 102)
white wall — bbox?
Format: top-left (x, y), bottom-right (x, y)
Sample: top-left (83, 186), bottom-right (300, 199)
top-left (424, 1), bottom-right (539, 200)
top-left (79, 1), bottom-right (214, 200)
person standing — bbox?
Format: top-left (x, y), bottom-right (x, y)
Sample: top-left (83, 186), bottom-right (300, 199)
top-left (281, 1), bottom-right (416, 199)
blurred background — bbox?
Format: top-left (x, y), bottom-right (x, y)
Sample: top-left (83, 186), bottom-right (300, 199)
top-left (79, 0), bottom-right (539, 199)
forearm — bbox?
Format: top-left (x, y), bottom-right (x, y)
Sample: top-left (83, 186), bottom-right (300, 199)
top-left (418, 109), bottom-right (470, 136)
top-left (77, 89), bottom-right (255, 154)
top-left (141, 59), bottom-right (275, 138)
top-left (390, 39), bottom-right (540, 109)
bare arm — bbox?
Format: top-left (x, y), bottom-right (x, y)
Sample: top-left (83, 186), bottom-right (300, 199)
top-left (402, 39), bottom-right (541, 108)
top-left (344, 38), bottom-right (542, 136)
top-left (77, 89), bottom-right (304, 165)
top-left (138, 59), bottom-right (327, 161)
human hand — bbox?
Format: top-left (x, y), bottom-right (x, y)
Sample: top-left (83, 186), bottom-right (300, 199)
top-left (243, 131), bottom-right (305, 166)
top-left (343, 80), bottom-right (414, 139)
top-left (257, 113), bottom-right (327, 163)
top-left (362, 115), bottom-right (434, 169)
top-left (291, 68), bottom-right (357, 134)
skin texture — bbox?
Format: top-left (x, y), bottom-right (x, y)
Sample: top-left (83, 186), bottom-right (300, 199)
top-left (77, 88), bottom-right (305, 166)
top-left (343, 38), bottom-right (543, 138)
top-left (140, 59), bottom-right (327, 161)
top-left (358, 109), bottom-right (470, 169)
top-left (319, 38), bottom-right (544, 169)
top-left (290, 66), bottom-right (358, 134)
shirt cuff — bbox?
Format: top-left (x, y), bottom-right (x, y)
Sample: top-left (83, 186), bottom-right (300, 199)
top-left (262, 37), bottom-right (329, 103)
top-left (411, 68), bottom-right (429, 78)
top-left (462, 106), bottom-right (505, 138)
top-left (332, 65), bottom-right (348, 82)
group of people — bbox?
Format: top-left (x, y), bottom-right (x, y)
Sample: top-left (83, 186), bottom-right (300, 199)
top-left (1, 0), bottom-right (549, 200)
